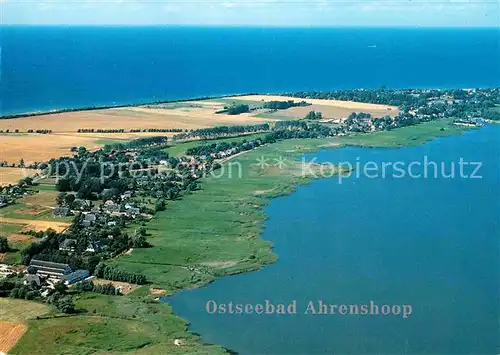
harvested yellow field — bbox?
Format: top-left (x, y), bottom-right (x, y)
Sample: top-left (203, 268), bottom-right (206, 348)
top-left (268, 104), bottom-right (398, 120)
top-left (123, 106), bottom-right (270, 126)
top-left (0, 103), bottom-right (274, 164)
top-left (0, 217), bottom-right (71, 233)
top-left (0, 96), bottom-right (397, 168)
top-left (0, 321), bottom-right (27, 353)
top-left (231, 94), bottom-right (399, 112)
top-left (7, 233), bottom-right (33, 242)
top-left (0, 105), bottom-right (270, 134)
top-left (0, 167), bottom-right (39, 186)
top-left (0, 299), bottom-right (50, 353)
top-left (0, 134), bottom-right (104, 165)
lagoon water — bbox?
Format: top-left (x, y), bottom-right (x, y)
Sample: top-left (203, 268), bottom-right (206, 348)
top-left (3, 27), bottom-right (500, 115)
top-left (168, 125), bottom-right (500, 354)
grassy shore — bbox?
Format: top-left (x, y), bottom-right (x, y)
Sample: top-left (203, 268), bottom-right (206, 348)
top-left (7, 119), bottom-right (472, 354)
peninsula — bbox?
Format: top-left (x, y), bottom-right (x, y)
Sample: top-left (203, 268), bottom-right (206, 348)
top-left (0, 88), bottom-right (499, 354)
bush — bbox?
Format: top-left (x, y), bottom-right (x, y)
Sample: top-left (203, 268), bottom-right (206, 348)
top-left (0, 236), bottom-right (9, 253)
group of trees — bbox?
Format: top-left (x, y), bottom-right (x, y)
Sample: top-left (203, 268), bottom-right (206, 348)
top-left (0, 236), bottom-right (10, 253)
top-left (263, 100), bottom-right (310, 110)
top-left (21, 231), bottom-right (102, 272)
top-left (46, 283), bottom-right (76, 314)
top-left (175, 123), bottom-right (270, 140)
top-left (0, 129), bottom-right (52, 134)
top-left (56, 192), bottom-right (76, 207)
top-left (304, 111), bottom-right (323, 120)
top-left (28, 129), bottom-right (53, 134)
top-left (94, 263), bottom-right (147, 285)
top-left (155, 199), bottom-right (166, 211)
top-left (287, 88), bottom-right (431, 107)
top-left (345, 112), bottom-right (372, 124)
top-left (482, 108), bottom-right (500, 121)
top-left (52, 141), bottom-right (196, 205)
top-left (105, 136), bottom-right (168, 151)
top-left (217, 104), bottom-right (250, 115)
top-left (77, 128), bottom-right (185, 134)
top-left (0, 273), bottom-right (76, 313)
top-left (0, 275), bottom-right (39, 300)
top-left (73, 280), bottom-right (121, 296)
top-left (287, 88), bottom-right (500, 124)
top-left (78, 129), bottom-right (125, 133)
top-left (186, 139), bottom-right (264, 157)
top-left (130, 128), bottom-right (184, 133)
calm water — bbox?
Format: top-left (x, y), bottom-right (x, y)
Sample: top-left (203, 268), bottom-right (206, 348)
top-left (168, 125), bottom-right (500, 354)
top-left (2, 27), bottom-right (500, 115)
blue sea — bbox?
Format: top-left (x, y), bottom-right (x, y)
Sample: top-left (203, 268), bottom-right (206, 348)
top-left (2, 26), bottom-right (500, 116)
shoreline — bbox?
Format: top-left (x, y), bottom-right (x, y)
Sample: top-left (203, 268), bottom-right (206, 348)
top-left (2, 87), bottom-right (496, 120)
top-left (156, 120), bottom-right (474, 353)
top-left (0, 93), bottom-right (260, 120)
top-left (4, 117), bottom-right (475, 354)
top-left (167, 124), bottom-right (497, 355)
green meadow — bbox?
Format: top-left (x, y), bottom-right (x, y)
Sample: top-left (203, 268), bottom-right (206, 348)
top-left (11, 292), bottom-right (227, 355)
top-left (116, 118), bottom-right (471, 290)
top-left (9, 119), bottom-right (472, 354)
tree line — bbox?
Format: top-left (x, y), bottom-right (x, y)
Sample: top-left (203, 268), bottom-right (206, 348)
top-left (216, 104), bottom-right (250, 115)
top-left (77, 128), bottom-right (185, 133)
top-left (175, 123), bottom-right (270, 140)
top-left (94, 263), bottom-right (147, 285)
top-left (0, 129), bottom-right (52, 134)
top-left (263, 100), bottom-right (310, 110)
top-left (73, 280), bottom-right (122, 296)
top-left (186, 139), bottom-right (264, 157)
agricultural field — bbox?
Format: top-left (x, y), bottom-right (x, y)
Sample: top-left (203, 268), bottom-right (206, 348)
top-left (0, 102), bottom-right (270, 134)
top-left (0, 100), bottom-right (272, 165)
top-left (0, 188), bottom-right (70, 223)
top-left (0, 222), bottom-right (28, 263)
top-left (0, 95), bottom-right (398, 166)
top-left (0, 133), bottom-right (107, 165)
top-left (0, 217), bottom-right (70, 233)
top-left (0, 168), bottom-right (39, 186)
top-left (259, 103), bottom-right (397, 121)
top-left (0, 299), bottom-right (50, 354)
top-left (0, 187), bottom-right (71, 263)
top-left (228, 94), bottom-right (399, 120)
top-left (9, 293), bottom-right (228, 355)
top-left (0, 321), bottom-right (27, 353)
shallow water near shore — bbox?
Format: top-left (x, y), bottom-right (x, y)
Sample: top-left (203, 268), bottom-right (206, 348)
top-left (166, 125), bottom-right (500, 354)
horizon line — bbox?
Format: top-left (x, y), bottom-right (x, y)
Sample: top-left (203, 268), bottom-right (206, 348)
top-left (2, 24), bottom-right (499, 29)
